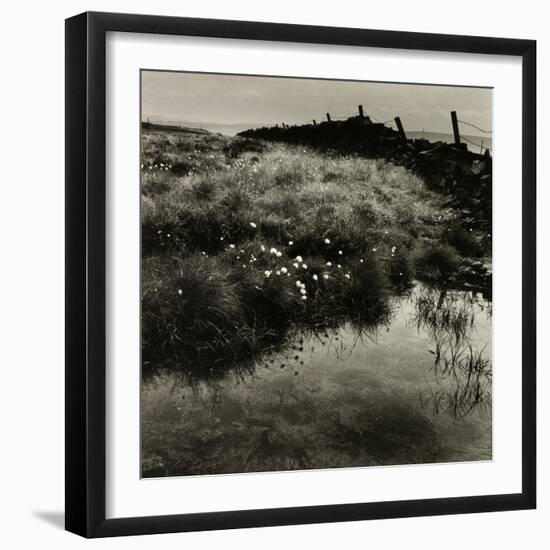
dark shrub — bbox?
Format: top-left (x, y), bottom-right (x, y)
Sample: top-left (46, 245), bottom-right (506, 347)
top-left (224, 138), bottom-right (267, 158)
top-left (446, 227), bottom-right (483, 257)
top-left (386, 251), bottom-right (415, 290)
top-left (415, 244), bottom-right (460, 281)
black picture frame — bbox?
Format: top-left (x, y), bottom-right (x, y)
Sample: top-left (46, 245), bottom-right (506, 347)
top-left (65, 11), bottom-right (536, 538)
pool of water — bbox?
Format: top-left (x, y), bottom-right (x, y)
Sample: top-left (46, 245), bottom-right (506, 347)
top-left (141, 283), bottom-right (492, 477)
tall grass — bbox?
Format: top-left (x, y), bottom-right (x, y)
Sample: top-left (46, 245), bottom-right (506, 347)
top-left (141, 128), bottom-right (490, 373)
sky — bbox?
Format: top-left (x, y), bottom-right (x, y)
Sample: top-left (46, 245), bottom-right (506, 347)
top-left (141, 70), bottom-right (492, 136)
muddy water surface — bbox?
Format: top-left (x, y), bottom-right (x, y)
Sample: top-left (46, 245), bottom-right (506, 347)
top-left (142, 284), bottom-right (492, 477)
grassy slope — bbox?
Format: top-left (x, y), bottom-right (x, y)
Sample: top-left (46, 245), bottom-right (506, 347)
top-left (141, 128), bottom-right (490, 374)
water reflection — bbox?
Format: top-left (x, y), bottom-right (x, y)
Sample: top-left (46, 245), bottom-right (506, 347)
top-left (412, 288), bottom-right (492, 420)
top-left (142, 283), bottom-right (492, 477)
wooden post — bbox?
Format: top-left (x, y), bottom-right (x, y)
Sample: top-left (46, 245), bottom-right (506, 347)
top-left (326, 113), bottom-right (331, 122)
top-left (451, 111), bottom-right (460, 144)
top-left (358, 105), bottom-right (364, 118)
top-left (394, 116), bottom-right (406, 140)
top-left (312, 119), bottom-right (317, 126)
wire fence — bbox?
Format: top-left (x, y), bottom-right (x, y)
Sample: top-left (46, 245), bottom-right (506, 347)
top-left (274, 107), bottom-right (492, 154)
top-left (457, 120), bottom-right (492, 134)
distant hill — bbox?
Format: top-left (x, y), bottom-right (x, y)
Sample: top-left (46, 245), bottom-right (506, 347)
top-left (142, 117), bottom-right (269, 137)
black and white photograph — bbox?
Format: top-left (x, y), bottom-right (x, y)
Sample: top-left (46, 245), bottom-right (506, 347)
top-left (140, 71), bottom-right (493, 478)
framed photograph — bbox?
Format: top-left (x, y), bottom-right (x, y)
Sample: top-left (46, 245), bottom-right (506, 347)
top-left (65, 11), bottom-right (536, 538)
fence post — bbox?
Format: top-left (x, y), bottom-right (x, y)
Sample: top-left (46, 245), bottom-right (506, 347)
top-left (451, 111), bottom-right (460, 144)
top-left (326, 113), bottom-right (331, 122)
top-left (358, 105), bottom-right (364, 118)
top-left (394, 117), bottom-right (407, 140)
top-left (312, 119), bottom-right (317, 126)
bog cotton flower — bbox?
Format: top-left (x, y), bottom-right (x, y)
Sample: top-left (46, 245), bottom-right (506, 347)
top-left (326, 262), bottom-right (332, 267)
top-left (295, 256), bottom-right (303, 263)
top-left (270, 247), bottom-right (278, 255)
top-left (249, 222), bottom-right (257, 228)
top-left (324, 238), bottom-right (331, 244)
top-left (281, 267), bottom-right (288, 274)
top-left (313, 274), bottom-right (318, 281)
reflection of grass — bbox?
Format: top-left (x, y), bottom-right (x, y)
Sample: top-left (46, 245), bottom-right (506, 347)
top-left (413, 288), bottom-right (476, 344)
top-left (413, 287), bottom-right (492, 419)
top-left (141, 371), bottom-right (443, 477)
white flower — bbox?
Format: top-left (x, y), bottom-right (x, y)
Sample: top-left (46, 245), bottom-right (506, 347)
top-left (324, 238), bottom-right (331, 244)
top-left (230, 244), bottom-right (236, 249)
top-left (300, 283), bottom-right (306, 289)
top-left (372, 248), bottom-right (377, 252)
top-left (399, 272), bottom-right (403, 276)
top-left (301, 295), bottom-right (307, 301)
top-left (177, 289), bottom-right (183, 295)
top-left (295, 255), bottom-right (303, 263)
top-left (300, 288), bottom-right (307, 295)
top-left (296, 280), bottom-right (302, 288)
top-left (323, 274), bottom-right (329, 280)
top-left (326, 262), bottom-right (332, 267)
top-left (260, 244), bottom-right (266, 252)
top-left (313, 274), bottom-right (318, 281)
top-left (276, 270), bottom-right (281, 275)
top-left (302, 264), bottom-right (308, 269)
top-left (293, 262), bottom-right (299, 268)
top-left (338, 250), bottom-right (343, 255)
top-left (276, 251), bottom-right (282, 257)
top-left (281, 267), bottom-right (288, 274)
top-left (220, 237), bottom-right (224, 241)
top-left (360, 259), bottom-right (364, 263)
top-left (337, 264), bottom-right (342, 269)
top-left (264, 270), bottom-right (271, 277)
top-left (249, 222), bottom-right (257, 228)
top-left (345, 273), bottom-right (351, 280)
top-left (288, 241), bottom-right (294, 246)
top-left (270, 247), bottom-right (278, 255)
